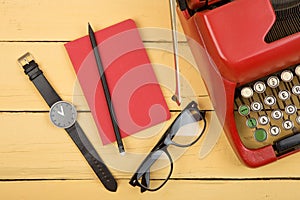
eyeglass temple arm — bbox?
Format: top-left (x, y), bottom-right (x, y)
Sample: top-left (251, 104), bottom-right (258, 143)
top-left (141, 169), bottom-right (150, 193)
top-left (152, 105), bottom-right (206, 150)
top-left (136, 150), bottom-right (165, 179)
top-left (129, 149), bottom-right (167, 188)
top-left (130, 149), bottom-right (169, 189)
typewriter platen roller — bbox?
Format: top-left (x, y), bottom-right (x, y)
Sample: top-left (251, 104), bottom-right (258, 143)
top-left (177, 0), bottom-right (300, 167)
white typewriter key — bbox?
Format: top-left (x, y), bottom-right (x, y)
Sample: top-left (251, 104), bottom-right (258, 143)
top-left (241, 87), bottom-right (253, 98)
top-left (269, 125), bottom-right (281, 136)
top-left (282, 120), bottom-right (294, 130)
top-left (292, 85), bottom-right (300, 95)
top-left (285, 104), bottom-right (297, 115)
top-left (253, 81), bottom-right (266, 93)
top-left (295, 65), bottom-right (300, 76)
top-left (296, 116), bottom-right (300, 125)
top-left (267, 76), bottom-right (280, 88)
top-left (251, 101), bottom-right (262, 112)
top-left (271, 109), bottom-right (283, 120)
top-left (278, 90), bottom-right (290, 101)
top-left (281, 70), bottom-right (293, 82)
top-left (264, 96), bottom-right (276, 106)
top-left (258, 115), bottom-right (269, 125)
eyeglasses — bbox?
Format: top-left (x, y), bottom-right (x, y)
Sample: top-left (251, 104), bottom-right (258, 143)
top-left (129, 101), bottom-right (207, 192)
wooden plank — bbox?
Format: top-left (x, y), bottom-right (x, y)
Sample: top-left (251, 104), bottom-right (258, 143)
top-left (0, 42), bottom-right (209, 111)
top-left (0, 179), bottom-right (300, 199)
top-left (0, 0), bottom-right (186, 42)
top-left (1, 112), bottom-right (300, 180)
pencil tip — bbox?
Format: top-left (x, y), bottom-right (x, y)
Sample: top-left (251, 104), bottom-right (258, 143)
top-left (120, 151), bottom-right (126, 156)
top-left (88, 22), bottom-right (93, 31)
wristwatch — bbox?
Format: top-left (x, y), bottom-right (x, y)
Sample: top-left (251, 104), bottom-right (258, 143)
top-left (18, 52), bottom-right (117, 192)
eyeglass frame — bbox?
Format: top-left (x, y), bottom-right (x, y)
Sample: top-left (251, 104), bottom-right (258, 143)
top-left (129, 101), bottom-right (207, 192)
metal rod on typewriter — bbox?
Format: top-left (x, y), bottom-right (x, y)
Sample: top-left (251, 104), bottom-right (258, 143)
top-left (169, 0), bottom-right (182, 106)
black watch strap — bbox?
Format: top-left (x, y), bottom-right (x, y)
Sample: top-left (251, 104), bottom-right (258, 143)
top-left (18, 52), bottom-right (117, 192)
top-left (66, 122), bottom-right (118, 191)
top-left (18, 53), bottom-right (62, 107)
top-left (32, 72), bottom-right (62, 107)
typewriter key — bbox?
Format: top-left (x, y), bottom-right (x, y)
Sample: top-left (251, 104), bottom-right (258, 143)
top-left (278, 90), bottom-right (290, 101)
top-left (282, 120), bottom-right (294, 130)
top-left (271, 110), bottom-right (283, 120)
top-left (254, 81), bottom-right (266, 93)
top-left (238, 105), bottom-right (250, 116)
top-left (251, 101), bottom-right (262, 112)
top-left (246, 118), bottom-right (257, 129)
top-left (264, 96), bottom-right (276, 106)
top-left (281, 70), bottom-right (293, 82)
top-left (267, 76), bottom-right (280, 88)
top-left (254, 129), bottom-right (267, 142)
top-left (292, 85), bottom-right (300, 95)
top-left (295, 65), bottom-right (300, 76)
top-left (269, 125), bottom-right (281, 136)
top-left (285, 104), bottom-right (297, 115)
top-left (296, 116), bottom-right (300, 125)
top-left (258, 115), bottom-right (269, 125)
top-left (241, 87), bottom-right (253, 98)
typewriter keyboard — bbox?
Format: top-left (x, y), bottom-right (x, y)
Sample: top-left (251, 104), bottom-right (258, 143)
top-left (234, 64), bottom-right (300, 150)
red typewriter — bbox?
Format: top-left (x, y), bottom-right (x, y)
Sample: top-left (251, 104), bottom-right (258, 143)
top-left (176, 0), bottom-right (300, 167)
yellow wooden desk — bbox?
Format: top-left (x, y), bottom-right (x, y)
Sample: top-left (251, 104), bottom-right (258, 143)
top-left (1, 1), bottom-right (300, 199)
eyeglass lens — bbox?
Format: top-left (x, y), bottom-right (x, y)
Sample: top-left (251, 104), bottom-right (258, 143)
top-left (137, 150), bottom-right (173, 191)
top-left (168, 109), bottom-right (204, 147)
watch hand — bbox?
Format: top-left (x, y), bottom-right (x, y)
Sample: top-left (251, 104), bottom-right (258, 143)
top-left (57, 105), bottom-right (65, 116)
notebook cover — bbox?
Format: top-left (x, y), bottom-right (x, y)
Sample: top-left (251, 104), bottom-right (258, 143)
top-left (64, 19), bottom-right (170, 145)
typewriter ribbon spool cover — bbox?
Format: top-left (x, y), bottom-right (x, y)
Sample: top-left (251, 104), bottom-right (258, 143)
top-left (177, 0), bottom-right (300, 167)
top-left (64, 19), bottom-right (171, 145)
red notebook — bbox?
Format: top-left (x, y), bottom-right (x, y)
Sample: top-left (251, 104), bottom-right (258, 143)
top-left (64, 19), bottom-right (170, 145)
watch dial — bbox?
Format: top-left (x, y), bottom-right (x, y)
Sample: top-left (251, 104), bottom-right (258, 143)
top-left (49, 101), bottom-right (77, 128)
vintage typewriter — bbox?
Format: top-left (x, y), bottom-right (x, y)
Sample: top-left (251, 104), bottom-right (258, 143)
top-left (176, 0), bottom-right (300, 167)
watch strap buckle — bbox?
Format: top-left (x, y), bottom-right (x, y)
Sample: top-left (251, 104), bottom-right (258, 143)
top-left (18, 52), bottom-right (43, 81)
top-left (18, 52), bottom-right (35, 67)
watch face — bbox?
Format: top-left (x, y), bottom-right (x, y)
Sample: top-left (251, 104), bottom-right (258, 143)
top-left (49, 101), bottom-right (77, 128)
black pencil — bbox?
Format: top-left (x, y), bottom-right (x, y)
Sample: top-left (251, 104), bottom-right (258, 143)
top-left (88, 23), bottom-right (125, 155)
